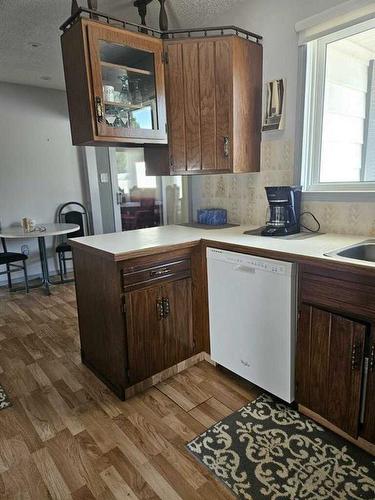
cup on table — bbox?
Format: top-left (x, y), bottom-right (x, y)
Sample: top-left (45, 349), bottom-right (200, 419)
top-left (21, 217), bottom-right (35, 232)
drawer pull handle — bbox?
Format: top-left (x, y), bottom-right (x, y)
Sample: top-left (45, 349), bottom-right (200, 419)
top-left (351, 342), bottom-right (362, 371)
top-left (223, 136), bottom-right (229, 158)
top-left (162, 297), bottom-right (170, 318)
top-left (156, 298), bottom-right (164, 320)
top-left (150, 268), bottom-right (170, 278)
top-left (370, 345), bottom-right (375, 372)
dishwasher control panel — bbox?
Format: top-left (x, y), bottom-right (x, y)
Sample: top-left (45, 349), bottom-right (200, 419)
top-left (207, 248), bottom-right (291, 276)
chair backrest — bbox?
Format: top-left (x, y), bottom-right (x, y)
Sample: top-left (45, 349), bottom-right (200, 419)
top-left (57, 202), bottom-right (89, 237)
top-left (1, 238), bottom-right (7, 253)
top-left (65, 211), bottom-right (85, 238)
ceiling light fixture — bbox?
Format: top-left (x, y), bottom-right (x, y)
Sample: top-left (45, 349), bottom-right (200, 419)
top-left (40, 76), bottom-right (52, 81)
top-left (28, 42), bottom-right (42, 48)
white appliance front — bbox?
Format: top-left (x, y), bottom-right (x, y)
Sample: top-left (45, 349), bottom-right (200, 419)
top-left (207, 247), bottom-right (297, 403)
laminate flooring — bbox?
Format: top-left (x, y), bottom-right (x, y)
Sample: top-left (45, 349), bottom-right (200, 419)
top-left (0, 284), bottom-right (259, 499)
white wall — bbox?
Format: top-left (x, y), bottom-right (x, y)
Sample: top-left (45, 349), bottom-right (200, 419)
top-left (205, 0), bottom-right (348, 142)
top-left (192, 0), bottom-right (375, 236)
top-left (0, 83), bottom-right (85, 282)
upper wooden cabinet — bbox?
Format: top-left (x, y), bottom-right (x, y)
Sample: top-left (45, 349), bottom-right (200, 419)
top-left (61, 16), bottom-right (263, 172)
top-left (61, 19), bottom-right (167, 146)
top-left (164, 36), bottom-right (263, 174)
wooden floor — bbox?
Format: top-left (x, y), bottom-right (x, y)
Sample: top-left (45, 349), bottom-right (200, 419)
top-left (0, 284), bottom-right (259, 499)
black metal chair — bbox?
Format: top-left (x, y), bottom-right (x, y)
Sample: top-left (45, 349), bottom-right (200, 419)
top-left (0, 238), bottom-right (29, 292)
top-left (56, 202), bottom-right (89, 282)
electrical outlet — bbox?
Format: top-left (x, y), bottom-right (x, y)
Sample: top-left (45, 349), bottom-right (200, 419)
top-left (21, 244), bottom-right (29, 256)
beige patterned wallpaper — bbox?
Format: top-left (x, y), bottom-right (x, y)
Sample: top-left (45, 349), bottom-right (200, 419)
top-left (191, 140), bottom-right (375, 236)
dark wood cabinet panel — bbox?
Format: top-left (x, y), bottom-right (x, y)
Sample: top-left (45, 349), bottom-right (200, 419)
top-left (215, 39), bottom-right (232, 172)
top-left (162, 278), bottom-right (194, 368)
top-left (125, 277), bottom-right (194, 384)
top-left (125, 286), bottom-right (164, 384)
top-left (297, 264), bottom-right (375, 449)
top-left (199, 41), bottom-right (217, 171)
top-left (165, 36), bottom-right (262, 175)
top-left (327, 315), bottom-right (365, 437)
top-left (182, 43), bottom-right (201, 171)
top-left (165, 43), bottom-right (186, 172)
top-left (232, 36), bottom-right (262, 172)
top-left (308, 307), bottom-right (330, 417)
top-left (296, 304), bottom-right (366, 438)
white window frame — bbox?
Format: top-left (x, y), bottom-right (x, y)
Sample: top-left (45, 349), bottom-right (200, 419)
top-left (301, 17), bottom-right (375, 193)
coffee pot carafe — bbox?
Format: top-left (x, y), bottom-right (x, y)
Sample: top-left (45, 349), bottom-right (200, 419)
top-left (261, 186), bottom-right (302, 236)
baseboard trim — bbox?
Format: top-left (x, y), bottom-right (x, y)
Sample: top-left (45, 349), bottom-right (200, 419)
top-left (125, 352), bottom-right (212, 399)
top-left (299, 405), bottom-right (375, 456)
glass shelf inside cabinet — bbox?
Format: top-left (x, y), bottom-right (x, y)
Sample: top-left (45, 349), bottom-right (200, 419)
top-left (100, 41), bottom-right (157, 131)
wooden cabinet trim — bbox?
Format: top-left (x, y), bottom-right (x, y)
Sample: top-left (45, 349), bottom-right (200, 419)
top-left (86, 21), bottom-right (167, 141)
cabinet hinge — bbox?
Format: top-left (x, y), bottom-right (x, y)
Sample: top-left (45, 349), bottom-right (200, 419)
top-left (122, 302), bottom-right (126, 314)
top-left (162, 51), bottom-right (169, 64)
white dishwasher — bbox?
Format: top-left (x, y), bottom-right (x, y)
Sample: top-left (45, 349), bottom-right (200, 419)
top-left (207, 247), bottom-right (297, 403)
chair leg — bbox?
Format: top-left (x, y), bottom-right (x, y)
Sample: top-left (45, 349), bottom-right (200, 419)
top-left (6, 264), bottom-right (12, 289)
top-left (23, 261), bottom-right (29, 293)
top-left (63, 254), bottom-right (67, 276)
top-left (58, 253), bottom-right (64, 283)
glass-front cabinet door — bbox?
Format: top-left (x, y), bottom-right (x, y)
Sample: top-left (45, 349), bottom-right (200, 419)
top-left (87, 24), bottom-right (167, 143)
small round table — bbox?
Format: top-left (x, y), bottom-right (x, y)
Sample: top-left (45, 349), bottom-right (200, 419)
top-left (0, 223), bottom-right (79, 295)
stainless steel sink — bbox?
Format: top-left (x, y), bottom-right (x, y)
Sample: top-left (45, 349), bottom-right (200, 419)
top-left (325, 240), bottom-right (375, 263)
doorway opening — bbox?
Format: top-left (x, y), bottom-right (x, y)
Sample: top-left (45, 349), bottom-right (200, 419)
top-left (113, 148), bottom-right (190, 231)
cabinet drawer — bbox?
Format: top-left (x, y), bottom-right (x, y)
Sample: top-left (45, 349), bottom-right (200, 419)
top-left (122, 259), bottom-right (191, 291)
top-left (300, 270), bottom-right (375, 322)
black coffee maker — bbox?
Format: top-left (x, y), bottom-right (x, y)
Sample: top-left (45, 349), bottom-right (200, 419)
top-left (261, 186), bottom-right (302, 237)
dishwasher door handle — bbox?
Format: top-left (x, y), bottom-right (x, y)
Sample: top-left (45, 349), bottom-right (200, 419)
top-left (234, 265), bottom-right (256, 274)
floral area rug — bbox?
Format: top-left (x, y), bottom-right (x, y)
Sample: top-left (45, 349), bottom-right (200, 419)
top-left (0, 383), bottom-right (11, 411)
top-left (187, 393), bottom-right (375, 499)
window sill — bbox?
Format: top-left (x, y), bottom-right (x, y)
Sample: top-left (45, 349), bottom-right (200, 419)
top-left (302, 190), bottom-right (375, 202)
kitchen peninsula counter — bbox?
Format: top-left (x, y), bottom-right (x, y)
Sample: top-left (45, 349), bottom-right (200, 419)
top-left (70, 224), bottom-right (375, 271)
top-left (69, 224), bottom-right (375, 410)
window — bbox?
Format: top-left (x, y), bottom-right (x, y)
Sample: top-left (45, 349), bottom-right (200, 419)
top-left (302, 18), bottom-right (375, 192)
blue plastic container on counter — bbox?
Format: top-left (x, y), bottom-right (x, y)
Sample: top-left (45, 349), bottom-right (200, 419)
top-left (197, 209), bottom-right (227, 225)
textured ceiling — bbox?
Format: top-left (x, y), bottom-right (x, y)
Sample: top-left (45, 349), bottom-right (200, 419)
top-left (0, 0), bottom-right (243, 90)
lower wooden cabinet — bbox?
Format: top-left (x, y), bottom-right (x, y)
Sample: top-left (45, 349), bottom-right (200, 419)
top-left (297, 264), bottom-right (375, 447)
top-left (125, 277), bottom-right (193, 384)
top-left (296, 304), bottom-right (366, 437)
top-left (72, 243), bottom-right (209, 400)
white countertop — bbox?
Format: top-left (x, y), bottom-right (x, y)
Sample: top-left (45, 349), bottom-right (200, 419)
top-left (70, 224), bottom-right (375, 269)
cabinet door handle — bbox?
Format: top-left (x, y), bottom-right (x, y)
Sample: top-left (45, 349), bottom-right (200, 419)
top-left (223, 136), bottom-right (230, 158)
top-left (150, 268), bottom-right (170, 278)
top-left (95, 96), bottom-right (104, 123)
top-left (370, 344), bottom-right (375, 372)
top-left (162, 297), bottom-right (170, 318)
top-left (351, 342), bottom-right (362, 371)
top-left (156, 298), bottom-right (164, 320)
